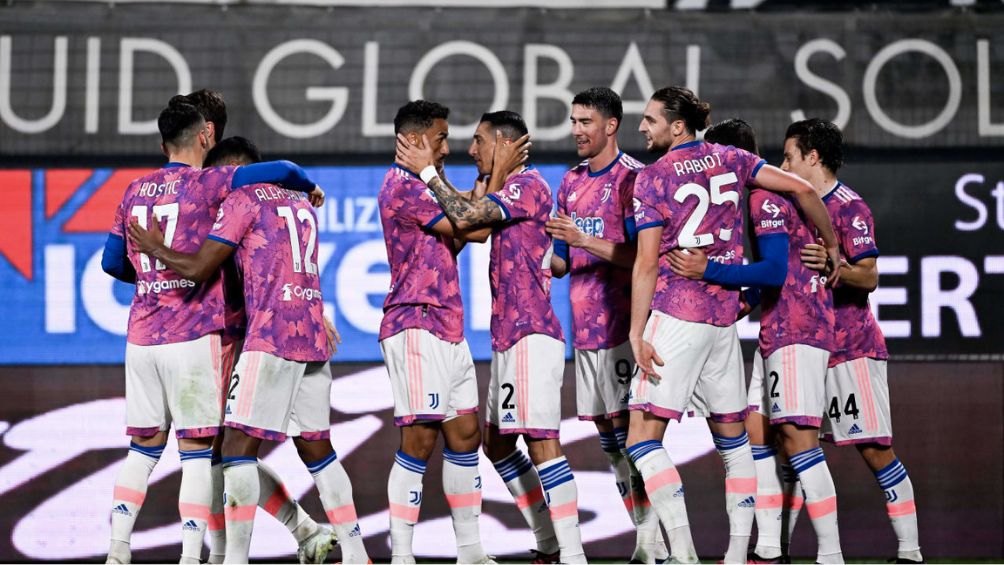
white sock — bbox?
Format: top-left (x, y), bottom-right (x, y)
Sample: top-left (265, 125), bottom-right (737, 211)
top-left (790, 447), bottom-right (842, 563)
top-left (443, 448), bottom-right (488, 563)
top-left (208, 460), bottom-right (226, 564)
top-left (108, 442), bottom-right (163, 563)
top-left (223, 456), bottom-right (260, 564)
top-left (751, 444), bottom-right (783, 559)
top-left (537, 456), bottom-right (586, 564)
top-left (627, 440), bottom-right (697, 563)
top-left (874, 458), bottom-right (922, 562)
top-left (388, 450), bottom-right (426, 563)
top-left (599, 431), bottom-right (634, 520)
top-left (258, 461), bottom-right (317, 543)
top-left (308, 451), bottom-right (369, 564)
top-left (178, 447), bottom-right (214, 563)
top-left (491, 449), bottom-right (559, 555)
top-left (779, 463), bottom-right (803, 555)
top-left (713, 431), bottom-right (756, 564)
top-left (624, 446), bottom-right (668, 562)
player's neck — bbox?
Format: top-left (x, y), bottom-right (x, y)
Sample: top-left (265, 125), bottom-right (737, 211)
top-left (504, 164), bottom-right (528, 181)
top-left (167, 147), bottom-right (205, 169)
top-left (668, 134), bottom-right (697, 150)
top-left (587, 141), bottom-right (620, 174)
top-left (810, 168), bottom-right (838, 197)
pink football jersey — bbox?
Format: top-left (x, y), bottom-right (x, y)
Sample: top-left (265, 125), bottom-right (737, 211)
top-left (110, 164), bottom-right (236, 345)
top-left (557, 152), bottom-right (643, 349)
top-left (824, 182), bottom-right (888, 366)
top-left (633, 141), bottom-right (764, 326)
top-left (486, 167), bottom-right (564, 352)
top-left (378, 165), bottom-right (464, 343)
top-left (208, 184), bottom-right (327, 363)
top-left (749, 189), bottom-right (835, 358)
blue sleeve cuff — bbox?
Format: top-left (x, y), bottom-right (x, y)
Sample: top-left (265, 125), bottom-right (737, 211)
top-left (232, 161), bottom-right (314, 192)
top-left (486, 193), bottom-right (510, 221)
top-left (424, 212), bottom-right (445, 230)
top-left (744, 287), bottom-right (762, 309)
top-left (751, 159), bottom-right (766, 178)
top-left (635, 221), bottom-right (662, 232)
top-left (553, 239), bottom-right (569, 262)
top-left (849, 249), bottom-right (879, 263)
top-left (101, 233), bottom-right (136, 283)
top-left (207, 234), bottom-right (238, 248)
top-left (624, 216), bottom-right (638, 242)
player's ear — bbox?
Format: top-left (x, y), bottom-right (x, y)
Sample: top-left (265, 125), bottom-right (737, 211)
top-left (160, 143), bottom-right (169, 158)
top-left (407, 132), bottom-right (420, 147)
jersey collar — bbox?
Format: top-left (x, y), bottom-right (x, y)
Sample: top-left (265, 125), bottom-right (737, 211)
top-left (670, 140), bottom-right (702, 152)
top-left (821, 180), bottom-right (843, 203)
top-left (392, 163), bottom-right (421, 179)
top-left (164, 162), bottom-right (191, 169)
top-left (587, 151), bottom-right (623, 177)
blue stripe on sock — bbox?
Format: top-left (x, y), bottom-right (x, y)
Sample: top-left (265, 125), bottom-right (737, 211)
top-left (789, 447), bottom-right (825, 474)
top-left (222, 456), bottom-right (257, 468)
top-left (129, 442), bottom-right (165, 459)
top-left (751, 444), bottom-right (778, 460)
top-left (179, 447), bottom-right (213, 462)
top-left (538, 460), bottom-right (574, 491)
top-left (712, 431), bottom-right (750, 451)
top-left (211, 453), bottom-right (223, 465)
top-left (306, 451), bottom-right (339, 475)
top-left (493, 450), bottom-right (534, 482)
top-left (395, 451), bottom-right (428, 474)
top-left (875, 458), bottom-right (908, 489)
top-left (598, 431), bottom-right (620, 453)
top-left (626, 440), bottom-right (662, 464)
top-left (443, 448), bottom-right (480, 467)
top-left (613, 427), bottom-right (628, 450)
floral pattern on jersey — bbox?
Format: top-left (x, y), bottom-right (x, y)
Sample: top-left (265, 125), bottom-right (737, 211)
top-left (489, 168), bottom-right (564, 352)
top-left (633, 142), bottom-right (762, 327)
top-left (749, 189), bottom-right (835, 358)
top-left (210, 185), bottom-right (327, 362)
top-left (825, 183), bottom-right (888, 366)
top-left (557, 153), bottom-right (642, 349)
top-left (378, 165), bottom-right (464, 343)
top-left (111, 165), bottom-right (237, 345)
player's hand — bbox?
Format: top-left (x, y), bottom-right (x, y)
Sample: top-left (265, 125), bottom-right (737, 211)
top-left (471, 175), bottom-right (490, 200)
top-left (668, 247), bottom-right (708, 280)
top-left (491, 131), bottom-right (531, 178)
top-left (545, 211), bottom-right (586, 247)
top-left (800, 241), bottom-right (828, 272)
top-left (395, 133), bottom-right (436, 175)
top-left (308, 184), bottom-right (325, 208)
top-left (323, 315), bottom-right (341, 356)
top-left (630, 335), bottom-right (664, 384)
top-left (825, 244), bottom-right (842, 287)
top-left (127, 217), bottom-right (165, 256)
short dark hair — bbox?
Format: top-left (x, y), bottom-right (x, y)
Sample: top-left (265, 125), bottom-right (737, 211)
top-left (479, 110), bottom-right (528, 141)
top-left (705, 118), bottom-right (759, 155)
top-left (394, 100), bottom-right (450, 135)
top-left (650, 86), bottom-right (711, 135)
top-left (158, 96), bottom-right (204, 149)
top-left (572, 87), bottom-right (623, 125)
top-left (185, 89), bottom-right (227, 142)
top-left (204, 136), bottom-right (262, 167)
top-left (785, 118), bottom-right (844, 173)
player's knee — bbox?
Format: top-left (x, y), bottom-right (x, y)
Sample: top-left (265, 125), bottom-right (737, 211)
top-left (526, 438), bottom-right (562, 465)
top-left (221, 427), bottom-right (260, 458)
top-left (857, 443), bottom-right (895, 471)
top-left (400, 424), bottom-right (438, 461)
top-left (178, 436), bottom-right (213, 452)
top-left (292, 437), bottom-right (334, 464)
top-left (131, 431), bottom-right (168, 448)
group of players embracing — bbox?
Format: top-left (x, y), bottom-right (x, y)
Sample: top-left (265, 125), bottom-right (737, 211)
top-left (99, 84), bottom-right (921, 565)
top-left (378, 86), bottom-right (921, 565)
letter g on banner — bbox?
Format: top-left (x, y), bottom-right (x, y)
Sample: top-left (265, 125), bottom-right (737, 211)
top-left (253, 39), bottom-right (349, 139)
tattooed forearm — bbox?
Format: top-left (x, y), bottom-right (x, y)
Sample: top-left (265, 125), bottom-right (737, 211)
top-left (427, 176), bottom-right (504, 229)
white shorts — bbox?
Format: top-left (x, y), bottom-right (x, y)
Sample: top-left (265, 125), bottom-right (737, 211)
top-left (224, 351), bottom-right (332, 442)
top-left (629, 311), bottom-right (746, 423)
top-left (575, 341), bottom-right (633, 420)
top-left (486, 334), bottom-right (565, 439)
top-left (821, 358), bottom-right (893, 446)
top-left (125, 332), bottom-right (225, 439)
top-left (380, 329), bottom-right (479, 426)
top-left (748, 345), bottom-right (829, 428)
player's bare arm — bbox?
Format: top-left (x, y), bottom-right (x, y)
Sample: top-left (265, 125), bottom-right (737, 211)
top-left (550, 254), bottom-right (568, 278)
top-left (752, 164), bottom-right (841, 285)
top-left (323, 315), bottom-right (341, 355)
top-left (545, 211), bottom-right (637, 269)
top-left (629, 227), bottom-right (665, 382)
top-left (127, 218), bottom-right (234, 282)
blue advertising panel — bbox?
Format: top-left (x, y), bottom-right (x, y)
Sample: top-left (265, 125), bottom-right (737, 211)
top-left (0, 165), bottom-right (572, 364)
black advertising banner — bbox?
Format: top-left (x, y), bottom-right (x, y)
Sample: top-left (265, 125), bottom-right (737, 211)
top-left (0, 4), bottom-right (1003, 157)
